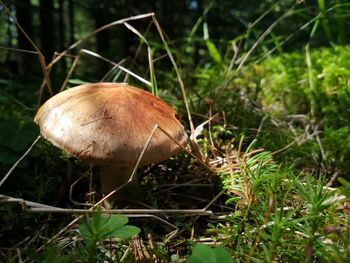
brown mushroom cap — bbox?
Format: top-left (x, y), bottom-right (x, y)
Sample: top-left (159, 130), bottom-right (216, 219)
top-left (34, 82), bottom-right (188, 166)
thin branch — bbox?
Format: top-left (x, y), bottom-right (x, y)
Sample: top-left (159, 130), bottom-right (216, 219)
top-left (27, 207), bottom-right (213, 215)
top-left (1, 193), bottom-right (212, 214)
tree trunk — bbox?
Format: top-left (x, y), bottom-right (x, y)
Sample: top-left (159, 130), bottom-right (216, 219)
top-left (14, 0), bottom-right (34, 75)
top-left (58, 0), bottom-right (67, 73)
top-left (39, 0), bottom-right (55, 64)
top-left (94, 1), bottom-right (111, 56)
top-left (68, 0), bottom-right (75, 44)
top-left (92, 1), bottom-right (111, 73)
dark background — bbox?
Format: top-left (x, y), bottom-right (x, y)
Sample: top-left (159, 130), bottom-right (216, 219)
top-left (1, 0), bottom-right (336, 83)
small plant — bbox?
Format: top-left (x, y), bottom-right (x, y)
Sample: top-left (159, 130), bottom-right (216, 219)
top-left (28, 212), bottom-right (140, 262)
top-left (186, 244), bottom-right (232, 263)
top-left (78, 212), bottom-right (140, 262)
top-left (219, 139), bottom-right (279, 208)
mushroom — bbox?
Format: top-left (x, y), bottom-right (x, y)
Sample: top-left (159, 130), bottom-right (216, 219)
top-left (34, 82), bottom-right (188, 197)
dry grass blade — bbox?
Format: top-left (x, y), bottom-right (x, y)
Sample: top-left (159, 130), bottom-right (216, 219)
top-left (81, 49), bottom-right (152, 87)
top-left (148, 46), bottom-right (158, 96)
top-left (0, 194), bottom-right (59, 209)
top-left (151, 16), bottom-right (195, 137)
top-left (132, 237), bottom-right (151, 263)
top-left (124, 22), bottom-right (149, 45)
top-left (47, 13), bottom-right (155, 70)
top-left (101, 64), bottom-right (122, 82)
top-left (0, 46), bottom-right (38, 55)
top-left (27, 207), bottom-right (213, 215)
top-left (59, 53), bottom-right (81, 92)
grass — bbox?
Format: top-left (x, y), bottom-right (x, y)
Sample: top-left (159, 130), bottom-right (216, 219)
top-left (1, 1), bottom-right (350, 262)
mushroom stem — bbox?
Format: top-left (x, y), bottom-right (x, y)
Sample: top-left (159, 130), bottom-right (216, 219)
top-left (100, 165), bottom-right (138, 195)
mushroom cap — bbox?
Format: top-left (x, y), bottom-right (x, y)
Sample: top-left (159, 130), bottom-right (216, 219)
top-left (34, 82), bottom-right (188, 166)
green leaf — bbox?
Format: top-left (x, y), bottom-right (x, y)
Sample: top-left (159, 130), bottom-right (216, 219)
top-left (106, 214), bottom-right (129, 230)
top-left (103, 215), bottom-right (140, 239)
top-left (186, 244), bottom-right (232, 263)
top-left (202, 21), bottom-right (222, 64)
top-left (338, 177), bottom-right (350, 198)
top-left (107, 225), bottom-right (140, 239)
top-left (79, 214), bottom-right (140, 243)
top-left (212, 246), bottom-right (233, 263)
top-left (206, 40), bottom-right (222, 64)
top-left (79, 219), bottom-right (95, 240)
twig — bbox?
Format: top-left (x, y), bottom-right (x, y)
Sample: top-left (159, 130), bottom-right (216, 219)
top-left (315, 125), bottom-right (327, 161)
top-left (0, 194), bottom-right (58, 209)
top-left (0, 193), bottom-right (213, 215)
top-left (256, 115), bottom-right (269, 137)
top-left (325, 170), bottom-right (341, 188)
top-left (120, 242), bottom-right (132, 262)
top-left (271, 139), bottom-right (298, 156)
top-left (17, 248), bottom-right (23, 263)
top-left (26, 208), bottom-right (213, 215)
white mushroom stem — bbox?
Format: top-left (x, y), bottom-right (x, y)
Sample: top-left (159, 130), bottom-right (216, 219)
top-left (100, 165), bottom-right (138, 194)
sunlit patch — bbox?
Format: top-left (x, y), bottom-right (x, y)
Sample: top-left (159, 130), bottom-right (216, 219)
top-left (49, 107), bottom-right (73, 139)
